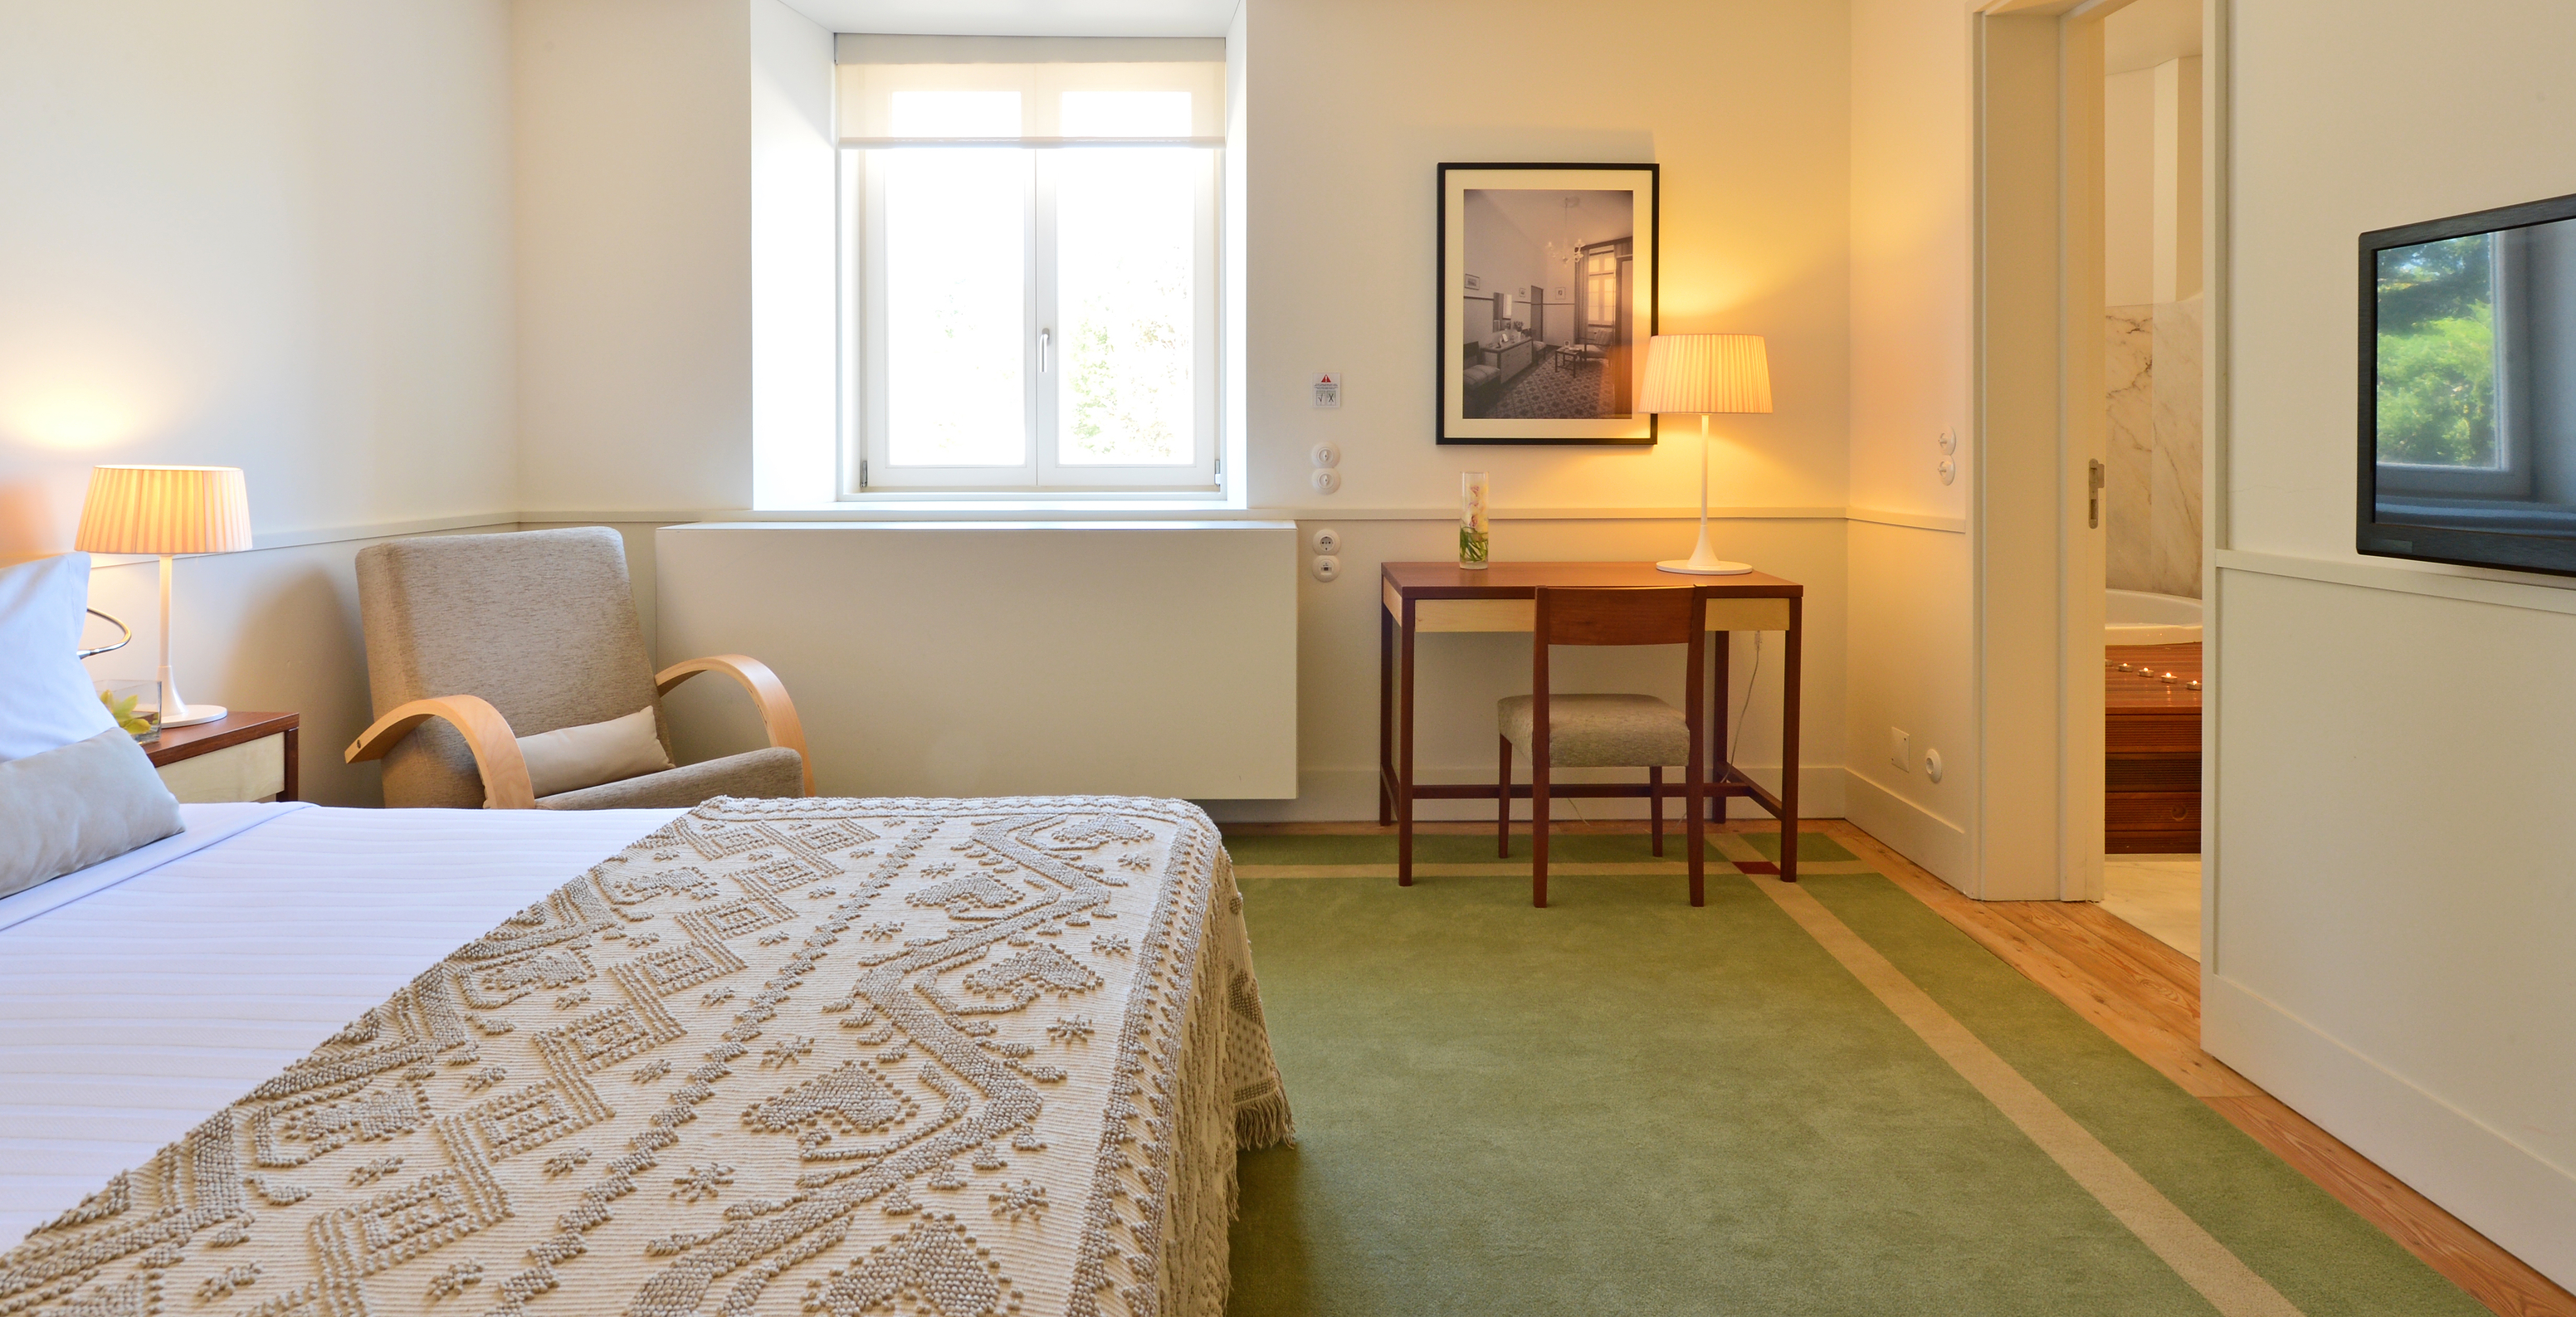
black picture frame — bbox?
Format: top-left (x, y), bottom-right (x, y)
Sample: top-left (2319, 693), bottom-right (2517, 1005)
top-left (2358, 188), bottom-right (2576, 578)
top-left (1437, 162), bottom-right (1660, 445)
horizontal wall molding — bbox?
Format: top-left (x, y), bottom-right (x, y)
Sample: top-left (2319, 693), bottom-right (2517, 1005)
top-left (71, 515), bottom-right (522, 569)
top-left (47, 505), bottom-right (1972, 566)
top-left (2219, 548), bottom-right (2576, 618)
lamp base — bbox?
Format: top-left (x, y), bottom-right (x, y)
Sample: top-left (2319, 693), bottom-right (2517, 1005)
top-left (1656, 559), bottom-right (1753, 575)
top-left (160, 703), bottom-right (228, 728)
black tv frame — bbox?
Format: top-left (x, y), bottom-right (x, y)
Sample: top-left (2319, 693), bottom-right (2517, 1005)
top-left (2359, 189), bottom-right (2576, 578)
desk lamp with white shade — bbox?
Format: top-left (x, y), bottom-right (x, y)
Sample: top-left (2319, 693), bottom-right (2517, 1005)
top-left (74, 465), bottom-right (252, 727)
top-left (1642, 333), bottom-right (1773, 575)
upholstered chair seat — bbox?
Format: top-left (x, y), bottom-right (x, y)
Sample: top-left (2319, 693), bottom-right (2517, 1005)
top-left (348, 527), bottom-right (812, 810)
top-left (1497, 694), bottom-right (1690, 768)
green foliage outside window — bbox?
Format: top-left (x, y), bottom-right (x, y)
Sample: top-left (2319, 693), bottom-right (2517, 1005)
top-left (2377, 234), bottom-right (2498, 468)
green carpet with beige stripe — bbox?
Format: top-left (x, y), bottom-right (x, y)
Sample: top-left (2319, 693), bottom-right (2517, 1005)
top-left (1220, 828), bottom-right (2484, 1316)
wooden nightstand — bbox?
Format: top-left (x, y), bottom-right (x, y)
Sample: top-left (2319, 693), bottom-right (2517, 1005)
top-left (146, 711), bottom-right (300, 804)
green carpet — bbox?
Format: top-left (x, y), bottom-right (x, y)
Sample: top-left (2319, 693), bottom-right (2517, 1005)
top-left (1222, 832), bottom-right (2485, 1316)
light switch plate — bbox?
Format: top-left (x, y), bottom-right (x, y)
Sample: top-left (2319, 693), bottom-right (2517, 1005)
top-left (1890, 727), bottom-right (1911, 772)
top-left (1311, 469), bottom-right (1341, 494)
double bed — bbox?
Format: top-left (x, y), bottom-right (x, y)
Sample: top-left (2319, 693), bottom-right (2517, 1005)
top-left (0, 796), bottom-right (1289, 1317)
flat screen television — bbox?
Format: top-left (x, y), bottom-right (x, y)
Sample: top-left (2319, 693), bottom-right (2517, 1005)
top-left (2361, 190), bottom-right (2576, 576)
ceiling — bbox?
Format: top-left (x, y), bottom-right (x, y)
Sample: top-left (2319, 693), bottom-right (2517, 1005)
top-left (2102, 0), bottom-right (2201, 75)
top-left (778, 0), bottom-right (1237, 37)
top-left (1477, 190), bottom-right (1636, 258)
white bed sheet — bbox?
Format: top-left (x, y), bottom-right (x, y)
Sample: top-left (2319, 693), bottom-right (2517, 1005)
top-left (0, 802), bottom-right (682, 1241)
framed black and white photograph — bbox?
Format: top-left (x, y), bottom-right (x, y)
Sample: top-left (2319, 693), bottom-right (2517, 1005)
top-left (1437, 162), bottom-right (1658, 444)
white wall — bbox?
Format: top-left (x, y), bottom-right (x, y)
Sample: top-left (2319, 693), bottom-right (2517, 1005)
top-left (0, 0), bottom-right (518, 805)
top-left (514, 0), bottom-right (756, 514)
top-left (1843, 0), bottom-right (1974, 883)
top-left (749, 0), bottom-right (839, 510)
top-left (494, 0), bottom-right (1864, 823)
top-left (1221, 0), bottom-right (1854, 822)
top-left (2213, 0), bottom-right (2576, 1285)
top-left (2105, 67), bottom-right (2157, 308)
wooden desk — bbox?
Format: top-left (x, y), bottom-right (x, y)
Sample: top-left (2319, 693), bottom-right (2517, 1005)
top-left (147, 711), bottom-right (300, 803)
top-left (1378, 562), bottom-right (1805, 884)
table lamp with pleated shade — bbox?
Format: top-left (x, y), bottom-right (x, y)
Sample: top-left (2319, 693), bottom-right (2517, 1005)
top-left (1641, 334), bottom-right (1773, 575)
top-left (74, 466), bottom-right (252, 727)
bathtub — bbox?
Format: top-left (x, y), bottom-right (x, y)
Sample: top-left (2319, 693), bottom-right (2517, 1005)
top-left (2106, 589), bottom-right (2202, 646)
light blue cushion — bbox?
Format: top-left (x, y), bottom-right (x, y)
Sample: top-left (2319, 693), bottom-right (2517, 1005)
top-left (0, 728), bottom-right (183, 898)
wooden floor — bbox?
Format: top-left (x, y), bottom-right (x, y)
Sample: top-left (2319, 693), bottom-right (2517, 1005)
top-left (1224, 817), bottom-right (2576, 1317)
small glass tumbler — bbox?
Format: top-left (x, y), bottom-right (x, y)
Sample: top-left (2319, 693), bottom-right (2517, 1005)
top-left (1459, 471), bottom-right (1490, 569)
top-left (95, 678), bottom-right (162, 744)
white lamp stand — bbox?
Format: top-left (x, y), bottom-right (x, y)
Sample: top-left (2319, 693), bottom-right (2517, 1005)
top-left (155, 553), bottom-right (225, 726)
top-left (1656, 413), bottom-right (1754, 576)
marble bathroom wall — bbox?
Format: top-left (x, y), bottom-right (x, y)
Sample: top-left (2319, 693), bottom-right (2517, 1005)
top-left (2105, 295), bottom-right (2203, 598)
top-left (2106, 306), bottom-right (2157, 591)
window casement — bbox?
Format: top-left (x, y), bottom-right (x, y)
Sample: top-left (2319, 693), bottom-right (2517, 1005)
top-left (837, 45), bottom-right (1225, 497)
top-left (2374, 227), bottom-right (2542, 503)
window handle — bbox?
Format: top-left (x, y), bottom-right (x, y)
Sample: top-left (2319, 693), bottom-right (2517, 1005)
top-left (1040, 327), bottom-right (1051, 374)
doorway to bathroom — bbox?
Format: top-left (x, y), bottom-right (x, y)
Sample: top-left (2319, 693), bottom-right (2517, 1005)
top-left (2095, 0), bottom-right (2206, 958)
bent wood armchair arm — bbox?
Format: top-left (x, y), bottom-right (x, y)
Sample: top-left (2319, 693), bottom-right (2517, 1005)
top-left (343, 695), bottom-right (537, 809)
top-left (656, 654), bottom-right (813, 797)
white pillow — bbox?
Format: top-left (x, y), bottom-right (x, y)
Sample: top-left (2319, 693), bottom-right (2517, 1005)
top-left (0, 554), bottom-right (118, 763)
top-left (515, 705), bottom-right (675, 798)
top-left (0, 727), bottom-right (184, 898)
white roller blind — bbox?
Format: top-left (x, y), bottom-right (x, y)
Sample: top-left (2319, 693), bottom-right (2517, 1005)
top-left (836, 36), bottom-right (1224, 144)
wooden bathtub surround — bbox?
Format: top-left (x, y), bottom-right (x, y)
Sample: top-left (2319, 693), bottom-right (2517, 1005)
top-left (2107, 641), bottom-right (2202, 852)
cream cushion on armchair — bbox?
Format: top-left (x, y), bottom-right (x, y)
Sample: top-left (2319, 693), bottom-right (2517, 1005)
top-left (353, 527), bottom-right (806, 809)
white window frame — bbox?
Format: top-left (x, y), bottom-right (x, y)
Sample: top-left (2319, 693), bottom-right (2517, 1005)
top-left (2378, 227), bottom-right (2533, 500)
top-left (842, 144), bottom-right (1221, 496)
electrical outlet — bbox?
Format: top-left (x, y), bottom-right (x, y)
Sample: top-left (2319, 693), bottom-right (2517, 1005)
top-left (1889, 727), bottom-right (1911, 773)
top-left (1311, 554), bottom-right (1341, 583)
top-left (1310, 527), bottom-right (1342, 555)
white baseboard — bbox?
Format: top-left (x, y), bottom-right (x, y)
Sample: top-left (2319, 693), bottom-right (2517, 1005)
top-left (1199, 764), bottom-right (1847, 824)
top-left (1841, 767), bottom-right (1969, 888)
top-left (2203, 973), bottom-right (2576, 1290)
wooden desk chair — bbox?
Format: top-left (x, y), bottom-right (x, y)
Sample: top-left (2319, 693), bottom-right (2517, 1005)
top-left (1497, 586), bottom-right (1710, 909)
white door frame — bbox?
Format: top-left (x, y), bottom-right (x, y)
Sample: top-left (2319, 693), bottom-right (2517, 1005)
top-left (1971, 0), bottom-right (2222, 903)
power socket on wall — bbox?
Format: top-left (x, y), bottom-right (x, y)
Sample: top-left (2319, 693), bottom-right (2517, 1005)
top-left (1889, 727), bottom-right (1912, 773)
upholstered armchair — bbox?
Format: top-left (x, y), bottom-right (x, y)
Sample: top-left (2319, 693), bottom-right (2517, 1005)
top-left (344, 527), bottom-right (811, 809)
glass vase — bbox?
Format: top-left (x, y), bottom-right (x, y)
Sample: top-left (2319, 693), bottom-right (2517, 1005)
top-left (1459, 471), bottom-right (1490, 568)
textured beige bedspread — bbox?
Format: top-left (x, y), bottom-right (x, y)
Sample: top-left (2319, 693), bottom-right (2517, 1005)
top-left (2, 797), bottom-right (1290, 1317)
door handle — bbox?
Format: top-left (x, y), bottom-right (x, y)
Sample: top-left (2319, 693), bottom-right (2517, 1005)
top-left (2088, 459), bottom-right (2105, 529)
top-left (1040, 327), bottom-right (1051, 374)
